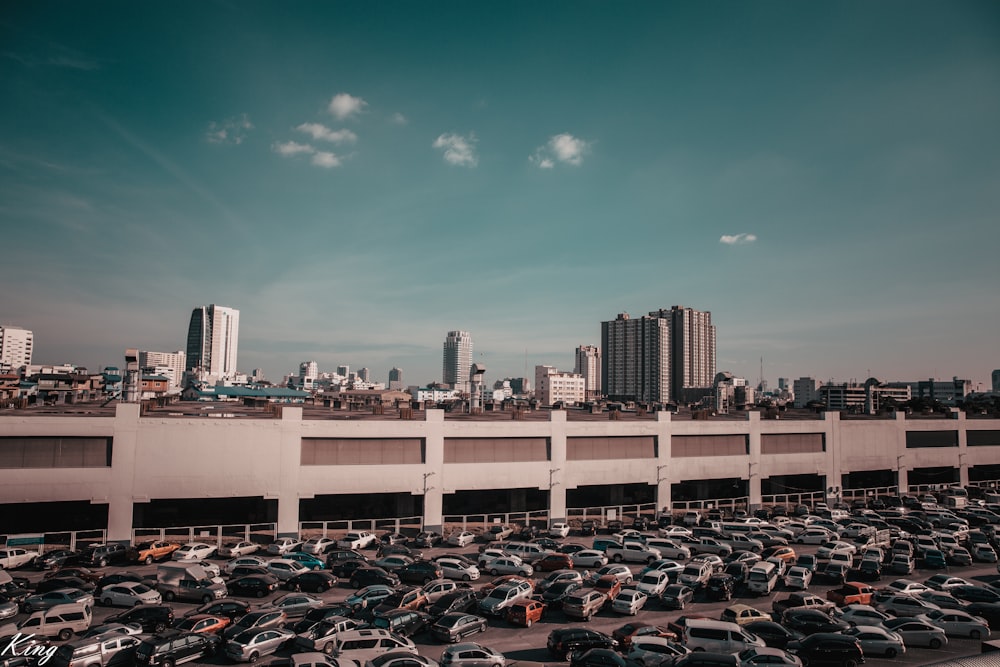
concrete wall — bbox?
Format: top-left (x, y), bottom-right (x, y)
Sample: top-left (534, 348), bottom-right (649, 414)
top-left (0, 405), bottom-right (998, 540)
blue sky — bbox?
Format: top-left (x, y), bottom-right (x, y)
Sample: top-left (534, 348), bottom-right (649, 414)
top-left (2, 1), bottom-right (998, 389)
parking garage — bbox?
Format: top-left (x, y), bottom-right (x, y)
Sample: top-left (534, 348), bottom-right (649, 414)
top-left (132, 496), bottom-right (277, 527)
top-left (0, 500), bottom-right (108, 535)
top-left (300, 492), bottom-right (422, 522)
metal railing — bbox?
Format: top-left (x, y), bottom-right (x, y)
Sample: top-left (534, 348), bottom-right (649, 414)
top-left (0, 529), bottom-right (106, 552)
top-left (760, 490), bottom-right (826, 507)
top-left (442, 510), bottom-right (549, 535)
top-left (565, 503), bottom-right (657, 527)
top-left (841, 486), bottom-right (899, 501)
top-left (299, 516), bottom-right (423, 540)
top-left (670, 497), bottom-right (750, 512)
top-left (132, 523), bottom-right (277, 546)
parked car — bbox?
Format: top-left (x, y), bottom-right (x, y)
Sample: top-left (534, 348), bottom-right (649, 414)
top-left (224, 627), bottom-right (295, 662)
top-left (172, 543), bottom-right (217, 561)
top-left (431, 613), bottom-right (488, 643)
top-left (134, 630), bottom-right (221, 666)
top-left (218, 541), bottom-right (261, 559)
top-left (99, 582), bottom-right (162, 607)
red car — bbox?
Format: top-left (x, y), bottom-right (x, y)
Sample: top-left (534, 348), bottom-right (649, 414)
top-left (534, 553), bottom-right (574, 572)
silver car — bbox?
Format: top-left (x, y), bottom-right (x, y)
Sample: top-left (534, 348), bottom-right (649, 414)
top-left (225, 627), bottom-right (296, 662)
top-left (440, 642), bottom-right (505, 667)
top-left (881, 618), bottom-right (948, 649)
top-left (844, 625), bottom-right (906, 659)
top-left (917, 610), bottom-right (991, 639)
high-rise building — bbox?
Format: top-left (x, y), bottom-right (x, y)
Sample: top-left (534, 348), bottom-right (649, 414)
top-left (793, 377), bottom-right (818, 408)
top-left (442, 331), bottom-right (473, 394)
top-left (298, 361), bottom-right (318, 389)
top-left (139, 350), bottom-right (186, 391)
top-left (185, 305), bottom-right (240, 381)
top-left (388, 367), bottom-right (405, 391)
top-left (574, 345), bottom-right (602, 400)
top-left (992, 370), bottom-right (1000, 393)
top-left (601, 305), bottom-right (716, 404)
top-left (336, 365), bottom-right (349, 378)
top-left (357, 367), bottom-right (370, 382)
top-left (0, 325), bottom-right (33, 372)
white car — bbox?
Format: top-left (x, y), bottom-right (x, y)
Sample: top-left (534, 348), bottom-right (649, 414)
top-left (835, 603), bottom-right (891, 627)
top-left (172, 543), bottom-right (217, 561)
top-left (447, 531), bottom-right (477, 548)
top-left (635, 570), bottom-right (670, 597)
top-left (481, 556), bottom-right (533, 577)
top-left (795, 528), bottom-right (835, 545)
top-left (436, 557), bottom-right (480, 581)
top-left (784, 566), bottom-right (812, 590)
top-left (421, 579), bottom-right (463, 604)
top-left (612, 588), bottom-right (648, 615)
top-left (224, 556), bottom-right (267, 575)
top-left (844, 625), bottom-right (906, 659)
top-left (218, 541), bottom-right (260, 558)
top-left (628, 637), bottom-right (689, 666)
top-left (300, 538), bottom-right (337, 555)
top-left (337, 532), bottom-right (377, 551)
top-left (917, 610), bottom-right (991, 639)
top-left (571, 550), bottom-right (608, 568)
top-left (267, 538), bottom-right (304, 555)
top-left (885, 579), bottom-right (930, 596)
top-left (0, 548), bottom-right (40, 569)
top-left (817, 541), bottom-right (857, 559)
top-left (658, 526), bottom-right (693, 539)
top-left (266, 558), bottom-right (310, 581)
top-left (99, 581), bottom-right (162, 607)
top-left (549, 523), bottom-right (571, 538)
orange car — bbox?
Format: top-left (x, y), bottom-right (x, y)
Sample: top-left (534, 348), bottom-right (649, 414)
top-left (133, 540), bottom-right (181, 565)
top-left (762, 546), bottom-right (796, 564)
top-left (506, 599), bottom-right (546, 627)
top-left (175, 614), bottom-right (231, 635)
top-left (593, 574), bottom-right (622, 602)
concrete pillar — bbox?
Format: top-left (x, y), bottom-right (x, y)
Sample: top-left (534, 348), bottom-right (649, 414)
top-left (895, 411), bottom-right (909, 492)
top-left (422, 410), bottom-right (445, 533)
top-left (548, 410), bottom-right (567, 524)
top-left (656, 411), bottom-right (672, 515)
top-left (747, 411), bottom-right (762, 510)
top-left (276, 407), bottom-right (304, 537)
top-left (957, 410), bottom-right (970, 486)
top-left (107, 403), bottom-right (139, 543)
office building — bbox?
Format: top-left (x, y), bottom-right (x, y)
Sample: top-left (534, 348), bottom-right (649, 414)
top-left (574, 345), bottom-right (602, 400)
top-left (535, 365), bottom-right (586, 406)
top-left (442, 331), bottom-right (473, 394)
top-left (793, 377), bottom-right (818, 409)
top-left (388, 368), bottom-right (405, 391)
top-left (138, 350), bottom-right (186, 391)
top-left (819, 380), bottom-right (911, 413)
top-left (185, 305), bottom-right (240, 381)
top-left (0, 325), bottom-right (33, 372)
top-left (357, 367), bottom-right (370, 383)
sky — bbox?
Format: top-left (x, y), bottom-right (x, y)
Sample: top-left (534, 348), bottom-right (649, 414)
top-left (1, 1), bottom-right (999, 390)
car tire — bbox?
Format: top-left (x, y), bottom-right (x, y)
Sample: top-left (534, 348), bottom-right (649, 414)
top-left (526, 619), bottom-right (533, 628)
top-left (154, 622), bottom-right (166, 632)
top-left (144, 556), bottom-right (154, 565)
top-left (351, 580), bottom-right (361, 589)
top-left (202, 594), bottom-right (213, 604)
top-left (162, 660), bottom-right (175, 667)
top-left (323, 642), bottom-right (335, 655)
top-left (256, 590), bottom-right (265, 598)
top-left (248, 652), bottom-right (260, 664)
top-left (930, 639), bottom-right (942, 649)
top-left (844, 660), bottom-right (857, 667)
top-left (58, 628), bottom-right (72, 641)
top-left (99, 558), bottom-right (108, 567)
top-left (491, 569), bottom-right (499, 576)
top-left (972, 630), bottom-right (982, 640)
top-left (163, 591), bottom-right (175, 602)
top-left (885, 649), bottom-right (897, 658)
top-left (463, 574), bottom-right (471, 581)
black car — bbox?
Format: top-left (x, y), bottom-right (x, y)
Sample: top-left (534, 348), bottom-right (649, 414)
top-left (743, 621), bottom-right (804, 649)
top-left (787, 633), bottom-right (864, 667)
top-left (603, 520), bottom-right (624, 535)
top-left (107, 604), bottom-right (175, 633)
top-left (330, 559), bottom-right (369, 579)
top-left (570, 648), bottom-right (627, 667)
top-left (222, 610), bottom-right (288, 641)
top-left (966, 602), bottom-right (1000, 629)
top-left (705, 574), bottom-right (735, 601)
top-left (82, 544), bottom-right (132, 568)
top-left (326, 548), bottom-right (367, 562)
top-left (541, 581), bottom-right (582, 608)
top-left (397, 561), bottom-right (443, 585)
top-left (229, 565), bottom-right (272, 580)
top-left (723, 562), bottom-right (749, 586)
top-left (428, 589), bottom-right (479, 619)
top-left (952, 585), bottom-right (1000, 605)
top-left (285, 571), bottom-right (337, 593)
top-left (183, 598), bottom-right (251, 621)
top-left (532, 538), bottom-right (561, 552)
top-left (673, 653), bottom-right (738, 667)
top-left (32, 549), bottom-right (83, 570)
top-left (33, 576), bottom-right (96, 594)
top-left (413, 532), bottom-right (442, 548)
top-left (97, 571), bottom-right (156, 593)
top-left (430, 613), bottom-right (488, 643)
top-left (228, 575), bottom-right (280, 598)
top-left (660, 584), bottom-right (694, 610)
top-left (135, 631), bottom-right (220, 667)
top-left (517, 526), bottom-right (541, 541)
top-left (632, 517), bottom-right (651, 531)
top-left (290, 605), bottom-right (356, 633)
top-left (371, 609), bottom-right (432, 637)
top-left (853, 560), bottom-right (881, 582)
top-left (782, 609), bottom-right (850, 636)
top-left (349, 567), bottom-right (399, 589)
top-left (547, 628), bottom-right (617, 659)
top-left (580, 520), bottom-right (597, 536)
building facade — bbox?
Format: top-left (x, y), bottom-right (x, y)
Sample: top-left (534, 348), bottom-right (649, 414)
top-left (534, 365), bottom-right (586, 406)
top-left (388, 368), bottom-right (405, 391)
top-left (442, 331), bottom-right (473, 394)
top-left (185, 305), bottom-right (240, 381)
top-left (138, 351), bottom-right (186, 392)
top-left (601, 313), bottom-right (671, 403)
top-left (793, 377), bottom-right (818, 409)
top-left (0, 325), bottom-right (33, 373)
top-left (574, 345), bottom-right (602, 401)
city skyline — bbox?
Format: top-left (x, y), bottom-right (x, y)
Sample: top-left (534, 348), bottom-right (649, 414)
top-left (2, 2), bottom-right (998, 388)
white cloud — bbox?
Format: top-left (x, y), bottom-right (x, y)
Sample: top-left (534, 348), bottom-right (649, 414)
top-left (720, 233), bottom-right (758, 245)
top-left (311, 151), bottom-right (342, 168)
top-left (530, 132), bottom-right (591, 167)
top-left (205, 113), bottom-right (254, 145)
top-left (296, 122), bottom-right (357, 144)
top-left (328, 93), bottom-right (367, 120)
top-left (390, 112), bottom-right (408, 125)
top-left (272, 140), bottom-right (315, 156)
top-left (433, 132), bottom-right (478, 167)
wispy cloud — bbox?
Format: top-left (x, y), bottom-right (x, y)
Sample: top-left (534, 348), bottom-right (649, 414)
top-left (531, 133), bottom-right (591, 167)
top-left (311, 151), bottom-right (342, 168)
top-left (390, 112), bottom-right (408, 126)
top-left (272, 140), bottom-right (315, 156)
top-left (720, 233), bottom-right (758, 245)
top-left (205, 113), bottom-right (253, 145)
top-left (433, 132), bottom-right (478, 167)
top-left (296, 123), bottom-right (357, 144)
top-left (328, 93), bottom-right (367, 120)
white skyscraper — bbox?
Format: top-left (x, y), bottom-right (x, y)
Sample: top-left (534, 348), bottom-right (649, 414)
top-left (443, 331), bottom-right (473, 394)
top-left (185, 305), bottom-right (240, 381)
top-left (574, 345), bottom-right (602, 400)
top-left (139, 350), bottom-right (187, 391)
top-left (0, 325), bottom-right (33, 372)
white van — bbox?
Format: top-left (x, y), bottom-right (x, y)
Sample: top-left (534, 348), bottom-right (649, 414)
top-left (6, 603), bottom-right (93, 640)
top-left (683, 618), bottom-right (766, 653)
top-left (330, 629), bottom-right (417, 663)
top-left (746, 561), bottom-right (778, 596)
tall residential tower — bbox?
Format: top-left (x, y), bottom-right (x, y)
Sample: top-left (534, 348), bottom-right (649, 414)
top-left (0, 325), bottom-right (33, 372)
top-left (574, 345), bottom-right (602, 401)
top-left (185, 304), bottom-right (240, 381)
top-left (442, 331), bottom-right (473, 394)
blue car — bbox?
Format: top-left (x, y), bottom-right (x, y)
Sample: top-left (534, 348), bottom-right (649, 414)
top-left (285, 552), bottom-right (326, 570)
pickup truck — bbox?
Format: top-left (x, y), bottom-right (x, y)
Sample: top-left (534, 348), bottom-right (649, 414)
top-left (606, 542), bottom-right (662, 565)
top-left (772, 592), bottom-right (836, 617)
top-left (826, 582), bottom-right (875, 606)
top-left (133, 541), bottom-right (181, 565)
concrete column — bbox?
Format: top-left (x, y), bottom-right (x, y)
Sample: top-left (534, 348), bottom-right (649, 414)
top-left (276, 407), bottom-right (303, 537)
top-left (656, 411), bottom-right (672, 515)
top-left (548, 410), bottom-right (567, 524)
top-left (422, 410), bottom-right (445, 533)
top-left (895, 411), bottom-right (909, 493)
top-left (825, 411), bottom-right (842, 500)
top-left (107, 403), bottom-right (139, 543)
top-left (957, 411), bottom-right (969, 486)
top-left (747, 411), bottom-right (762, 509)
